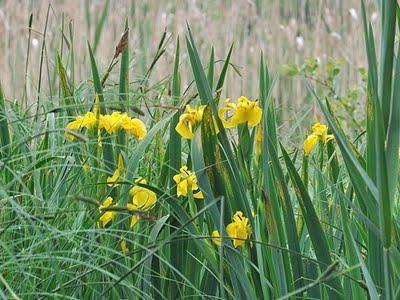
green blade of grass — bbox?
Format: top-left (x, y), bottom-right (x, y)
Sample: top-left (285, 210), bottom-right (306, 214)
top-left (56, 52), bottom-right (75, 116)
top-left (207, 47), bottom-right (214, 89)
top-left (0, 80), bottom-right (10, 160)
top-left (87, 41), bottom-right (114, 172)
top-left (379, 0), bottom-right (396, 131)
top-left (117, 20), bottom-right (129, 151)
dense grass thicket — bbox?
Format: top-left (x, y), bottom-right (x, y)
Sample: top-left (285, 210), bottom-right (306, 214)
top-left (1, 1), bottom-right (399, 299)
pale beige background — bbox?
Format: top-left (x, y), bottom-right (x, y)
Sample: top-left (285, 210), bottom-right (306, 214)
top-left (0, 0), bottom-right (377, 113)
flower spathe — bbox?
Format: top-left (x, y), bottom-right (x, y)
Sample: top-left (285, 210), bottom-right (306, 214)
top-left (173, 166), bottom-right (204, 199)
top-left (98, 197), bottom-right (117, 228)
top-left (218, 96), bottom-right (262, 128)
top-left (175, 105), bottom-right (206, 139)
top-left (226, 211), bottom-right (252, 248)
top-left (127, 178), bottom-right (157, 228)
top-left (303, 122), bottom-right (334, 156)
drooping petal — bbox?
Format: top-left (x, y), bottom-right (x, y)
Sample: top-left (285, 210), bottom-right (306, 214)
top-left (123, 118), bottom-right (147, 140)
top-left (107, 169), bottom-right (121, 187)
top-left (193, 190), bottom-right (204, 199)
top-left (303, 134), bottom-right (319, 156)
top-left (175, 114), bottom-right (195, 139)
top-left (130, 215), bottom-right (139, 228)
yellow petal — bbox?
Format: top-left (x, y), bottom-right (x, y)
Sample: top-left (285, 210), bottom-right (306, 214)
top-left (130, 215), bottom-right (139, 228)
top-left (98, 211), bottom-right (115, 228)
top-left (218, 106), bottom-right (237, 128)
top-left (107, 169), bottom-right (121, 187)
top-left (211, 230), bottom-right (221, 247)
top-left (126, 203), bottom-right (136, 211)
top-left (177, 180), bottom-right (188, 197)
top-left (303, 134), bottom-right (319, 156)
top-left (100, 197), bottom-right (113, 209)
top-left (132, 189), bottom-right (157, 210)
top-left (123, 118), bottom-right (147, 140)
top-left (175, 114), bottom-right (195, 139)
top-left (311, 122), bottom-right (328, 137)
top-left (193, 190), bottom-right (204, 199)
top-left (247, 105), bottom-right (262, 127)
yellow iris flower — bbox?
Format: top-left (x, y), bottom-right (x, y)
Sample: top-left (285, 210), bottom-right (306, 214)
top-left (107, 154), bottom-right (124, 187)
top-left (66, 111), bottom-right (146, 141)
top-left (303, 122), bottom-right (334, 156)
top-left (127, 178), bottom-right (157, 228)
top-left (218, 96), bottom-right (262, 128)
top-left (65, 112), bottom-right (97, 141)
top-left (98, 196), bottom-right (117, 228)
top-left (101, 112), bottom-right (147, 140)
top-left (175, 105), bottom-right (206, 139)
top-left (226, 211), bottom-right (252, 248)
top-left (173, 166), bottom-right (204, 199)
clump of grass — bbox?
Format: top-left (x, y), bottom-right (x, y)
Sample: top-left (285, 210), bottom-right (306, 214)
top-left (0, 1), bottom-right (399, 299)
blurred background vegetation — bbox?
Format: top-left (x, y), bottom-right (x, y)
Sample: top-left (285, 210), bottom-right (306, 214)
top-left (0, 0), bottom-right (377, 117)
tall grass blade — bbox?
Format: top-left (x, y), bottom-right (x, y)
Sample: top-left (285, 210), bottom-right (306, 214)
top-left (87, 42), bottom-right (115, 172)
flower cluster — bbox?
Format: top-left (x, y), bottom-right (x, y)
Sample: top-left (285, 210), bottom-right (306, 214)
top-left (98, 178), bottom-right (158, 229)
top-left (66, 111), bottom-right (146, 141)
top-left (211, 211), bottom-right (252, 248)
top-left (173, 166), bottom-right (204, 199)
top-left (218, 96), bottom-right (262, 128)
top-left (303, 122), bottom-right (334, 156)
top-left (175, 97), bottom-right (262, 140)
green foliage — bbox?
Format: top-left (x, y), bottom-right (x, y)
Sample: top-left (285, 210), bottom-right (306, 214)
top-left (0, 4), bottom-right (399, 300)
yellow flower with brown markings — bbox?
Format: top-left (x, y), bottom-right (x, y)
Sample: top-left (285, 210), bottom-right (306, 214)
top-left (175, 105), bottom-right (206, 139)
top-left (226, 211), bottom-right (252, 248)
top-left (173, 166), bottom-right (204, 199)
top-left (66, 111), bottom-right (146, 141)
top-left (218, 96), bottom-right (262, 128)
